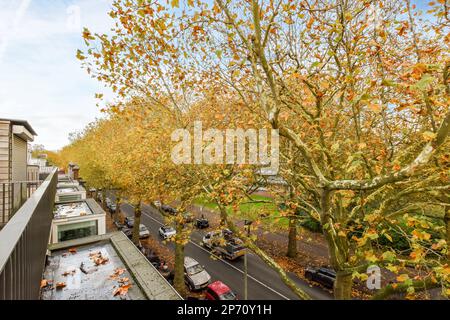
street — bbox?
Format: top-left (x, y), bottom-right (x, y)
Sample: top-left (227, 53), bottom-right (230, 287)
top-left (117, 200), bottom-right (332, 300)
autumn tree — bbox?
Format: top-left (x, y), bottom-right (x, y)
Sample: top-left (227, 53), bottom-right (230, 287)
top-left (75, 0), bottom-right (449, 300)
top-left (162, 0), bottom-right (449, 299)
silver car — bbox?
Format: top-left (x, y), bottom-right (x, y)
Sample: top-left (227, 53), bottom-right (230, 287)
top-left (184, 256), bottom-right (211, 291)
top-left (159, 225), bottom-right (176, 239)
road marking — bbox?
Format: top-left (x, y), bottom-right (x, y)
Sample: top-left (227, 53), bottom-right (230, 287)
top-left (122, 203), bottom-right (290, 300)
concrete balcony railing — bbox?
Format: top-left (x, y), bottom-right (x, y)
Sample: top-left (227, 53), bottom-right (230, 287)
top-left (0, 169), bottom-right (57, 299)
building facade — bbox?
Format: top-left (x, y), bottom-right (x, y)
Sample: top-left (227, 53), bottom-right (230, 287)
top-left (0, 118), bottom-right (37, 226)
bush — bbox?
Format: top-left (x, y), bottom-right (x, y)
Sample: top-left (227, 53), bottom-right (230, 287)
top-left (299, 217), bottom-right (322, 233)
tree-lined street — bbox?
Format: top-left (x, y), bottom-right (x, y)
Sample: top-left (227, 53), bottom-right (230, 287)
top-left (115, 198), bottom-right (332, 300)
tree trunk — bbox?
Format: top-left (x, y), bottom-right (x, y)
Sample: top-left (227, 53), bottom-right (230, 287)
top-left (173, 222), bottom-right (186, 297)
top-left (445, 204), bottom-right (450, 261)
top-left (287, 215), bottom-right (298, 258)
top-left (132, 202), bottom-right (141, 246)
top-left (219, 204), bottom-right (227, 227)
top-left (101, 190), bottom-right (107, 210)
top-left (334, 272), bottom-right (353, 300)
top-left (320, 189), bottom-right (352, 300)
top-left (115, 195), bottom-right (122, 223)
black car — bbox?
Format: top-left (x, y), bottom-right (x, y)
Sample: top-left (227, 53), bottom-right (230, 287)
top-left (304, 267), bottom-right (336, 289)
top-left (194, 217), bottom-right (209, 229)
top-left (161, 205), bottom-right (177, 215)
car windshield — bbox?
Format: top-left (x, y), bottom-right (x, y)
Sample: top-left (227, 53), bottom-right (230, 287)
top-left (164, 227), bottom-right (174, 232)
top-left (219, 291), bottom-right (236, 300)
top-left (139, 225), bottom-right (147, 231)
top-left (186, 264), bottom-right (203, 275)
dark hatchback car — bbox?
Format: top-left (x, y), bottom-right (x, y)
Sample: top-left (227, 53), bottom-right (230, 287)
top-left (161, 205), bottom-right (177, 215)
top-left (194, 217), bottom-right (209, 229)
top-left (304, 267), bottom-right (336, 289)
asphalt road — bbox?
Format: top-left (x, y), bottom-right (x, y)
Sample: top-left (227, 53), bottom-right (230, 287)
top-left (113, 198), bottom-right (332, 300)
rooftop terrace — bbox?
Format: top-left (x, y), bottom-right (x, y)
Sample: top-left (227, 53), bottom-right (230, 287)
top-left (54, 201), bottom-right (93, 219)
top-left (56, 187), bottom-right (78, 194)
top-left (42, 233), bottom-right (181, 300)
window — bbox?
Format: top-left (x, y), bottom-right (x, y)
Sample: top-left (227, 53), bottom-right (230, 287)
top-left (58, 220), bottom-right (98, 242)
top-left (186, 264), bottom-right (203, 275)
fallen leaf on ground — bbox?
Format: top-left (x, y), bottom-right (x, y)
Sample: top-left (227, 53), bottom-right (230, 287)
top-left (90, 251), bottom-right (109, 265)
top-left (40, 279), bottom-right (48, 288)
top-left (118, 277), bottom-right (130, 284)
top-left (68, 248), bottom-right (77, 254)
top-left (113, 284), bottom-right (131, 296)
top-left (114, 268), bottom-right (126, 276)
top-left (55, 282), bottom-right (66, 289)
top-left (62, 270), bottom-right (76, 277)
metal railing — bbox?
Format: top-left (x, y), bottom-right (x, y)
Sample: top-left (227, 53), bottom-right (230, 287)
top-left (0, 169), bottom-right (57, 300)
top-left (0, 180), bottom-right (43, 227)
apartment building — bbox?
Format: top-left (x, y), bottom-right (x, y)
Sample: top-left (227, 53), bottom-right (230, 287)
top-left (0, 118), bottom-right (37, 225)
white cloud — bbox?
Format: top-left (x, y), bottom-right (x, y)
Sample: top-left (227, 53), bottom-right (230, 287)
top-left (0, 0), bottom-right (115, 150)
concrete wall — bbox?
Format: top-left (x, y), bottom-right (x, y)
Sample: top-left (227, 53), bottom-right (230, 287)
top-left (50, 214), bottom-right (106, 244)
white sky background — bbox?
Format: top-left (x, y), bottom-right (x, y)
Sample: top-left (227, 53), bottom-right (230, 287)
top-left (0, 0), bottom-right (114, 150)
top-left (0, 0), bottom-right (431, 151)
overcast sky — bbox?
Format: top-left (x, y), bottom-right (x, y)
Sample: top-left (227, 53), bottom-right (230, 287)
top-left (0, 0), bottom-right (114, 150)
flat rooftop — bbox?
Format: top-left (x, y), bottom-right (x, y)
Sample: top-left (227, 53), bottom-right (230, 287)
top-left (54, 202), bottom-right (93, 219)
top-left (41, 242), bottom-right (146, 300)
top-left (57, 181), bottom-right (81, 188)
top-left (41, 233), bottom-right (181, 300)
top-left (56, 187), bottom-right (78, 194)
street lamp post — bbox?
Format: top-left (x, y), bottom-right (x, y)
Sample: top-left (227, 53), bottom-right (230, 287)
top-left (244, 219), bottom-right (252, 300)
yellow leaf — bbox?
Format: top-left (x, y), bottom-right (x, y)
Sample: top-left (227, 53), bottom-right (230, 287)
top-left (397, 274), bottom-right (409, 282)
top-left (368, 103), bottom-right (382, 113)
top-left (171, 0), bottom-right (179, 8)
top-left (422, 131), bottom-right (436, 141)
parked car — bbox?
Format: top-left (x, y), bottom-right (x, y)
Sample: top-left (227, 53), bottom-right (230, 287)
top-left (194, 217), bottom-right (209, 229)
top-left (122, 224), bottom-right (150, 239)
top-left (109, 203), bottom-right (117, 213)
top-left (161, 204), bottom-right (177, 215)
top-left (125, 216), bottom-right (135, 228)
top-left (184, 256), bottom-right (211, 291)
top-left (159, 225), bottom-right (176, 239)
top-left (105, 198), bottom-right (112, 207)
top-left (202, 229), bottom-right (245, 260)
top-left (304, 267), bottom-right (336, 289)
top-left (153, 200), bottom-right (162, 208)
top-left (205, 281), bottom-right (237, 300)
top-left (138, 224), bottom-right (150, 238)
top-left (183, 212), bottom-right (194, 223)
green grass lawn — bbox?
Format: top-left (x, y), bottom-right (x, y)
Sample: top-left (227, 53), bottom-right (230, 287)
top-left (193, 195), bottom-right (290, 230)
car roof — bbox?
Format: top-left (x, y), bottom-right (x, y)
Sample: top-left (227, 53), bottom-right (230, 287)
top-left (184, 256), bottom-right (199, 268)
top-left (208, 281), bottom-right (231, 295)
